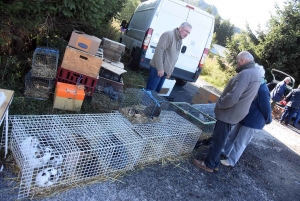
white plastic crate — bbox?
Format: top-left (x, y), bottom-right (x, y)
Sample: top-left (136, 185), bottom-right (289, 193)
top-left (9, 113), bottom-right (143, 200)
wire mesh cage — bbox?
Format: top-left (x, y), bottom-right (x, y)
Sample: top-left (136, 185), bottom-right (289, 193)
top-left (31, 47), bottom-right (59, 78)
top-left (119, 88), bottom-right (170, 123)
top-left (192, 103), bottom-right (216, 119)
top-left (168, 102), bottom-right (216, 133)
top-left (102, 48), bottom-right (123, 62)
top-left (24, 71), bottom-right (55, 100)
top-left (8, 113), bottom-right (143, 200)
top-left (84, 90), bottom-right (121, 112)
top-left (119, 110), bottom-right (202, 164)
top-left (102, 37), bottom-right (125, 53)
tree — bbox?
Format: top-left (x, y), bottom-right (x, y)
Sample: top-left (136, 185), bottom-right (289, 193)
top-left (213, 16), bottom-right (234, 47)
top-left (118, 0), bottom-right (140, 22)
top-left (257, 0), bottom-right (300, 83)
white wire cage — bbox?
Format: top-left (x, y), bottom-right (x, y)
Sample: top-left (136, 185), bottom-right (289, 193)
top-left (119, 110), bottom-right (202, 164)
top-left (24, 71), bottom-right (55, 100)
top-left (31, 47), bottom-right (59, 79)
top-left (119, 88), bottom-right (170, 123)
top-left (8, 113), bottom-right (143, 200)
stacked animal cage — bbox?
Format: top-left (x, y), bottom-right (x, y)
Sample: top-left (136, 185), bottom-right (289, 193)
top-left (119, 110), bottom-right (202, 164)
top-left (119, 88), bottom-right (170, 123)
top-left (24, 71), bottom-right (55, 100)
top-left (101, 38), bottom-right (125, 62)
top-left (25, 47), bottom-right (59, 99)
top-left (9, 113), bottom-right (143, 200)
top-left (31, 47), bottom-right (59, 79)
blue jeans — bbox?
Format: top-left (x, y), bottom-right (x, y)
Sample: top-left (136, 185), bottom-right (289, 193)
top-left (280, 106), bottom-right (298, 125)
top-left (204, 120), bottom-right (233, 169)
top-left (293, 109), bottom-right (300, 126)
top-left (146, 66), bottom-right (166, 93)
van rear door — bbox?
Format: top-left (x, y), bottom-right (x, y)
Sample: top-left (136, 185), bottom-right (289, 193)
top-left (146, 0), bottom-right (214, 78)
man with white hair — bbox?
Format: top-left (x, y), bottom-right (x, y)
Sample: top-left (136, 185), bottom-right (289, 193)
top-left (146, 22), bottom-right (192, 92)
top-left (270, 77), bottom-right (291, 110)
top-left (220, 64), bottom-right (272, 167)
top-left (193, 51), bottom-right (261, 173)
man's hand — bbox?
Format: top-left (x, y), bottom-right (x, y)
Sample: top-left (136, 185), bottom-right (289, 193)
top-left (157, 70), bottom-right (164, 77)
top-left (166, 75), bottom-right (170, 79)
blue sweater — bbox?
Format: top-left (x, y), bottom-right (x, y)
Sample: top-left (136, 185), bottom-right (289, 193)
top-left (270, 80), bottom-right (286, 102)
top-left (240, 83), bottom-right (272, 129)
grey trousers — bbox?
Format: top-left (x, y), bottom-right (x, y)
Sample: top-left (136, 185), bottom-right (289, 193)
top-left (222, 123), bottom-right (261, 166)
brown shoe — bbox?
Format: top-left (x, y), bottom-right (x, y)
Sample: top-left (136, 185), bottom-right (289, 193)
top-left (193, 159), bottom-right (213, 173)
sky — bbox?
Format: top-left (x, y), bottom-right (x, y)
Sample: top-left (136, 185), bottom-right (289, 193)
top-left (204, 0), bottom-right (286, 30)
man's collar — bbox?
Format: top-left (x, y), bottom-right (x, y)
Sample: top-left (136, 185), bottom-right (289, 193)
top-left (175, 28), bottom-right (181, 40)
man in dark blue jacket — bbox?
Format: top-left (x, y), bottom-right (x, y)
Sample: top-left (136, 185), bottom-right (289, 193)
top-left (270, 77), bottom-right (291, 110)
top-left (220, 64), bottom-right (272, 167)
top-left (280, 85), bottom-right (300, 126)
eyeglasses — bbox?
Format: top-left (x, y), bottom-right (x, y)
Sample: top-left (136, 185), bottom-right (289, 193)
top-left (182, 28), bottom-right (190, 34)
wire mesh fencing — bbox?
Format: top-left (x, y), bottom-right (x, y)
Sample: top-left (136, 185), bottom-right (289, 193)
top-left (119, 88), bottom-right (169, 123)
top-left (8, 113), bottom-right (143, 200)
top-left (118, 110), bottom-right (202, 164)
top-left (31, 47), bottom-right (59, 79)
top-left (24, 71), bottom-right (55, 100)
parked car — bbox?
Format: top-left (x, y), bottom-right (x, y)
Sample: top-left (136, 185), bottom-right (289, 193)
top-left (120, 0), bottom-right (215, 86)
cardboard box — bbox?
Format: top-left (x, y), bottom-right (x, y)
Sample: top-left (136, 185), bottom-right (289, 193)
top-left (53, 82), bottom-right (85, 111)
top-left (61, 46), bottom-right (102, 79)
top-left (191, 85), bottom-right (221, 104)
top-left (68, 30), bottom-right (101, 55)
top-left (272, 105), bottom-right (285, 119)
top-left (158, 79), bottom-right (176, 96)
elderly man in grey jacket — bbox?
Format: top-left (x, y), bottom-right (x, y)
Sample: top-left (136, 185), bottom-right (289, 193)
top-left (193, 51), bottom-right (261, 173)
top-left (146, 22), bottom-right (192, 92)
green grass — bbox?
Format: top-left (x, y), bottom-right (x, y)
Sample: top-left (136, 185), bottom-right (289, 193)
top-left (200, 56), bottom-right (234, 91)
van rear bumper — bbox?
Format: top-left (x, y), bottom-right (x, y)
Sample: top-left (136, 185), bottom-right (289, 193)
top-left (139, 56), bottom-right (199, 82)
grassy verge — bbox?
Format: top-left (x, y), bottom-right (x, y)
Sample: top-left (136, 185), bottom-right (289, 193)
top-left (201, 55), bottom-right (234, 91)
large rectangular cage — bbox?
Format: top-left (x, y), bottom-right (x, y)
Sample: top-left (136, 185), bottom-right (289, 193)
top-left (119, 110), bottom-right (202, 164)
top-left (119, 88), bottom-right (170, 123)
top-left (168, 102), bottom-right (216, 134)
top-left (31, 47), bottom-right (59, 79)
top-left (8, 113), bottom-right (143, 200)
top-left (192, 103), bottom-right (216, 119)
top-left (24, 71), bottom-right (55, 100)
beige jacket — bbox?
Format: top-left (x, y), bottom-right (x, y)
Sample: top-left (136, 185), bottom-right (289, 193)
top-left (150, 28), bottom-right (182, 76)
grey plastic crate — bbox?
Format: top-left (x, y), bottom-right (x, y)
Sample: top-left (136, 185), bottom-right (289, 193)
top-left (168, 102), bottom-right (216, 133)
top-left (192, 103), bottom-right (216, 119)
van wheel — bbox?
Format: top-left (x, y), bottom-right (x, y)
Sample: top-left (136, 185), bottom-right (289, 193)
top-left (175, 79), bottom-right (187, 86)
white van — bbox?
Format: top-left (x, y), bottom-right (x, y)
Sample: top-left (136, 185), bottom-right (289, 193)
top-left (120, 0), bottom-right (215, 86)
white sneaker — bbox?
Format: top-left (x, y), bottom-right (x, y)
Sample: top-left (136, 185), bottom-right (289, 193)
top-left (220, 159), bottom-right (231, 167)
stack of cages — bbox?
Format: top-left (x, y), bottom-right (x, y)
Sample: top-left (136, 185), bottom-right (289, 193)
top-left (24, 71), bottom-right (55, 100)
top-left (119, 110), bottom-right (202, 164)
top-left (101, 38), bottom-right (125, 62)
top-left (9, 113), bottom-right (143, 200)
top-left (168, 102), bottom-right (216, 140)
top-left (119, 88), bottom-right (170, 123)
top-left (25, 47), bottom-right (59, 99)
top-left (192, 103), bottom-right (216, 119)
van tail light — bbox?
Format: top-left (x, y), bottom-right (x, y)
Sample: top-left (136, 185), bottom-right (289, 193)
top-left (186, 5), bottom-right (194, 10)
top-left (142, 28), bottom-right (153, 50)
top-left (198, 48), bottom-right (209, 68)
